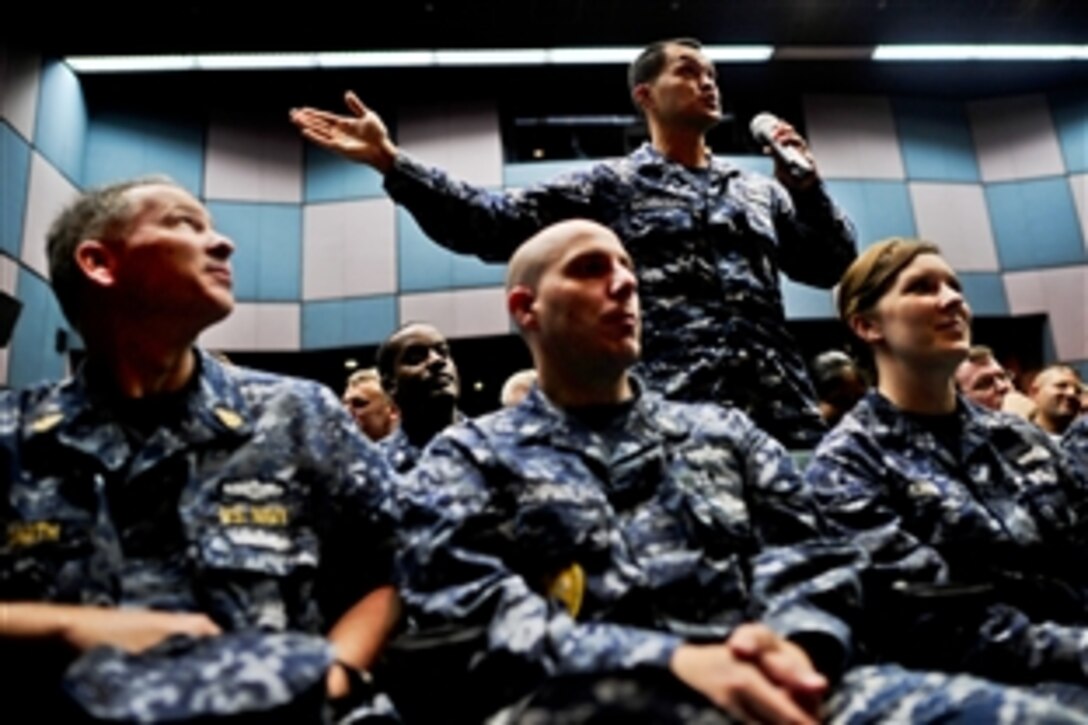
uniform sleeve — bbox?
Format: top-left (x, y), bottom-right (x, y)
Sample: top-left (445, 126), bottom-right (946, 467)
top-left (305, 386), bottom-right (403, 618)
top-left (395, 432), bottom-right (682, 677)
top-left (383, 153), bottom-right (602, 263)
top-left (803, 436), bottom-right (950, 586)
top-left (726, 415), bottom-right (864, 678)
top-left (805, 430), bottom-right (1088, 682)
top-left (1061, 416), bottom-right (1088, 475)
top-left (772, 180), bottom-right (858, 288)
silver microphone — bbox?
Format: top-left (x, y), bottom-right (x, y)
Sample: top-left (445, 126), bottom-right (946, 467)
top-left (750, 112), bottom-right (814, 179)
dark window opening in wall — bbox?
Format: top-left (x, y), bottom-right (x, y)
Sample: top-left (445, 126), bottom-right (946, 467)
top-left (69, 315), bottom-right (1044, 421)
top-left (506, 116), bottom-right (644, 162)
top-left (500, 95), bottom-right (810, 163)
top-left (503, 113), bottom-right (783, 163)
top-left (60, 314), bottom-right (1055, 421)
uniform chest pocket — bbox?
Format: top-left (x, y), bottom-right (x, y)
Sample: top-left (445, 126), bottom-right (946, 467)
top-left (626, 204), bottom-right (697, 238)
top-left (1014, 479), bottom-right (1078, 537)
top-left (499, 472), bottom-right (614, 576)
top-left (193, 502), bottom-right (325, 633)
top-left (196, 520), bottom-right (320, 578)
top-left (1, 516), bottom-right (98, 599)
top-left (666, 466), bottom-right (754, 547)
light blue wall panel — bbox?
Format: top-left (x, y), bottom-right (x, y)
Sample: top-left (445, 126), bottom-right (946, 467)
top-left (301, 299), bottom-right (343, 349)
top-left (893, 98), bottom-right (981, 182)
top-left (823, 180), bottom-right (917, 249)
top-left (503, 159), bottom-right (598, 187)
top-left (781, 277), bottom-right (835, 320)
top-left (958, 272), bottom-right (1009, 316)
top-left (986, 177), bottom-right (1085, 270)
top-left (83, 111), bottom-right (204, 194)
top-left (301, 296), bottom-right (396, 349)
top-left (304, 145), bottom-right (386, 203)
top-left (719, 154), bottom-right (775, 176)
top-left (8, 269), bottom-right (68, 387)
top-left (396, 208), bottom-right (506, 293)
top-left (207, 202), bottom-right (301, 301)
top-left (342, 297), bottom-right (397, 346)
top-left (1050, 92), bottom-right (1088, 175)
top-left (33, 60), bottom-right (86, 185)
top-left (1, 122), bottom-right (31, 258)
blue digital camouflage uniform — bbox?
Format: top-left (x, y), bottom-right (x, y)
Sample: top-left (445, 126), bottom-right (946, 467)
top-left (806, 390), bottom-right (1088, 695)
top-left (394, 382), bottom-right (1086, 722)
top-left (379, 413), bottom-right (467, 473)
top-left (0, 350), bottom-right (401, 723)
top-left (384, 143), bottom-right (857, 448)
top-left (378, 427), bottom-right (423, 474)
top-left (1063, 414), bottom-right (1088, 467)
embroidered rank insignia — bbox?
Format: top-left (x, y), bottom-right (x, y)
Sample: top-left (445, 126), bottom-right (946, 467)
top-left (214, 407), bottom-right (244, 430)
top-left (547, 562), bottom-right (586, 618)
top-left (7, 520), bottom-right (61, 548)
top-left (29, 412), bottom-right (64, 434)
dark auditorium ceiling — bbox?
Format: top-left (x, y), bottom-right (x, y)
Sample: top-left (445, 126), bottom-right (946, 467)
top-left (13, 0), bottom-right (1088, 54)
top-left (8, 0), bottom-right (1088, 102)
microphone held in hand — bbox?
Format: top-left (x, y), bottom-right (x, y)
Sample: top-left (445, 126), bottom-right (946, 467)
top-left (750, 112), bottom-right (814, 180)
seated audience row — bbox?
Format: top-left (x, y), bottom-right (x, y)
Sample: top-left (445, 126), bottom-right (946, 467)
top-left (6, 177), bottom-right (1088, 724)
top-left (386, 222), bottom-right (1088, 723)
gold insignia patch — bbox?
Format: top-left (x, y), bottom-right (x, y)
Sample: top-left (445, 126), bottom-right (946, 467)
top-left (217, 504), bottom-right (289, 527)
top-left (29, 412), bottom-right (64, 434)
top-left (7, 521), bottom-right (61, 548)
top-left (213, 407), bottom-right (244, 430)
top-left (546, 563), bottom-right (586, 618)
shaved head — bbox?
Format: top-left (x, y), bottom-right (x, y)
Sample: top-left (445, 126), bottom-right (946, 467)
top-left (506, 219), bottom-right (620, 294)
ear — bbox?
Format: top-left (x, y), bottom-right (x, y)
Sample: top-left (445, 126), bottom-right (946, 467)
top-left (507, 286), bottom-right (538, 333)
top-left (1028, 376), bottom-right (1042, 396)
top-left (848, 312), bottom-right (883, 345)
top-left (74, 239), bottom-right (119, 290)
top-left (631, 84), bottom-right (652, 113)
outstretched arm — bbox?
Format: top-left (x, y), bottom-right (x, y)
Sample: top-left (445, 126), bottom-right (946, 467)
top-left (293, 91), bottom-right (602, 264)
top-left (0, 602), bottom-right (220, 654)
top-left (291, 91), bottom-right (399, 173)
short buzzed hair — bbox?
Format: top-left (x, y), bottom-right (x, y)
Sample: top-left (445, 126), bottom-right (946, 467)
top-left (500, 368), bottom-right (537, 407)
top-left (1032, 364), bottom-right (1081, 390)
top-left (964, 345), bottom-right (996, 366)
top-left (46, 175), bottom-right (177, 329)
top-left (627, 38), bottom-right (703, 96)
top-left (374, 321), bottom-right (443, 392)
top-left (955, 346), bottom-right (999, 392)
top-left (811, 350), bottom-right (859, 401)
top-left (506, 218), bottom-right (616, 296)
top-left (346, 367), bottom-right (382, 391)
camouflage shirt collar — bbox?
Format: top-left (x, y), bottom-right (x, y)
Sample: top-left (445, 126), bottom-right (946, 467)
top-left (23, 348), bottom-right (253, 470)
top-left (381, 409), bottom-right (467, 473)
top-left (856, 388), bottom-right (1009, 460)
top-left (631, 142), bottom-right (742, 179)
top-left (516, 376), bottom-right (689, 456)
